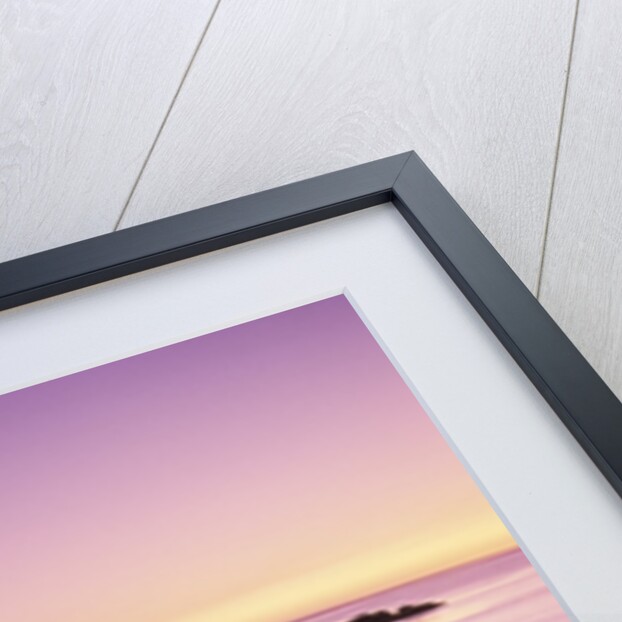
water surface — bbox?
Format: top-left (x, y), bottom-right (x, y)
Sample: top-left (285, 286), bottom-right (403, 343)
top-left (297, 549), bottom-right (568, 622)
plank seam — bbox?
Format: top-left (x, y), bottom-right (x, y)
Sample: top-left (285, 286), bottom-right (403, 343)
top-left (112, 0), bottom-right (225, 232)
top-left (535, 0), bottom-right (581, 298)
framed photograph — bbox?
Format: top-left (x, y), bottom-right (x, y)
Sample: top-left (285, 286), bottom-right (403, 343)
top-left (1, 152), bottom-right (620, 621)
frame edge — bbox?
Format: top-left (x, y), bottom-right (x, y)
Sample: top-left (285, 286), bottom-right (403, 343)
top-left (0, 152), bottom-right (411, 311)
top-left (1, 150), bottom-right (621, 501)
top-left (393, 151), bottom-right (622, 498)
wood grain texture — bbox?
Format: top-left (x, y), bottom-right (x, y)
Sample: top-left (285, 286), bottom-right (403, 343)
top-left (0, 0), bottom-right (218, 262)
top-left (119, 0), bottom-right (576, 290)
top-left (540, 0), bottom-right (622, 400)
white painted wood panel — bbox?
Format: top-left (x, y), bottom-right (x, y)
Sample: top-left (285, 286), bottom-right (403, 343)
top-left (119, 0), bottom-right (576, 290)
top-left (539, 1), bottom-right (622, 400)
top-left (0, 0), bottom-right (218, 262)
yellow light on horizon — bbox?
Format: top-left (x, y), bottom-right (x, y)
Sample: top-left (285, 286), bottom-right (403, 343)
top-left (173, 522), bottom-right (516, 622)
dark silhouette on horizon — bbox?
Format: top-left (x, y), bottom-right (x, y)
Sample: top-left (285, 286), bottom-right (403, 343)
top-left (347, 601), bottom-right (444, 622)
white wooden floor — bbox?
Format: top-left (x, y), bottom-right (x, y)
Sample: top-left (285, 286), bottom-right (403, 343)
top-left (1, 1), bottom-right (620, 399)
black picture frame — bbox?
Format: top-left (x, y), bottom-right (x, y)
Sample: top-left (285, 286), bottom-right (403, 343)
top-left (1, 151), bottom-right (621, 499)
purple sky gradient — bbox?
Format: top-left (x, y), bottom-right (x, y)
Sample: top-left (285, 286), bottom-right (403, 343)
top-left (0, 295), bottom-right (532, 622)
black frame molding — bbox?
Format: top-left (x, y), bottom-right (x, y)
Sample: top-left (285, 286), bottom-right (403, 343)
top-left (1, 151), bottom-right (621, 498)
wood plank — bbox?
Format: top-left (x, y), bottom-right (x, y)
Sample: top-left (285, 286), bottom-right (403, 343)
top-left (119, 0), bottom-right (576, 290)
top-left (539, 0), bottom-right (622, 400)
top-left (0, 0), bottom-right (218, 262)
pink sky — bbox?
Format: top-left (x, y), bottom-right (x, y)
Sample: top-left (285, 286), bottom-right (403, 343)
top-left (0, 295), bottom-right (540, 622)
